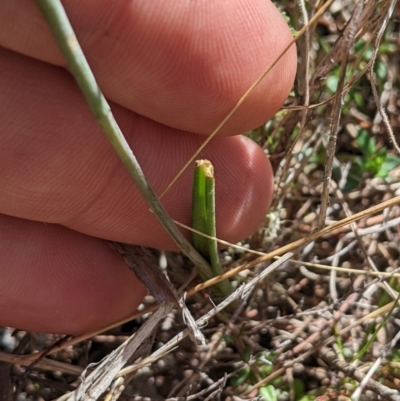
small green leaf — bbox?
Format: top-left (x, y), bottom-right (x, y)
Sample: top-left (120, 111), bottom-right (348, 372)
top-left (259, 385), bottom-right (278, 401)
top-left (354, 39), bottom-right (366, 52)
top-left (293, 378), bottom-right (305, 398)
top-left (240, 346), bottom-right (251, 363)
top-left (230, 367), bottom-right (250, 386)
top-left (356, 129), bottom-right (376, 157)
top-left (342, 160), bottom-right (364, 192)
top-left (222, 334), bottom-right (234, 343)
top-left (376, 154), bottom-right (400, 178)
top-left (298, 396), bottom-right (315, 401)
top-left (375, 61), bottom-right (387, 80)
top-left (353, 91), bottom-right (364, 107)
top-left (326, 75), bottom-right (339, 93)
top-left (379, 43), bottom-right (397, 54)
top-left (365, 152), bottom-right (385, 176)
top-left (363, 47), bottom-right (373, 60)
top-left (261, 364), bottom-right (274, 377)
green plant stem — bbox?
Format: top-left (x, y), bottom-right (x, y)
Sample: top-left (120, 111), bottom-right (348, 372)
top-left (191, 160), bottom-right (233, 298)
top-left (191, 162), bottom-right (209, 264)
top-left (353, 292), bottom-right (400, 362)
top-left (34, 0), bottom-right (212, 277)
top-left (205, 165), bottom-right (222, 276)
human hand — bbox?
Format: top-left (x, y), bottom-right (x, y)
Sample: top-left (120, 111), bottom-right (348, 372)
top-left (0, 0), bottom-right (296, 334)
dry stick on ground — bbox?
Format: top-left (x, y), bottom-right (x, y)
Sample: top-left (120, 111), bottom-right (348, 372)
top-left (277, 132), bottom-right (323, 203)
top-left (296, 0), bottom-right (310, 108)
top-left (181, 374), bottom-right (230, 401)
top-left (62, 245), bottom-right (204, 401)
top-left (115, 252), bottom-right (295, 379)
top-left (353, 357), bottom-right (384, 400)
top-left (110, 244), bottom-right (205, 346)
top-left (317, 0), bottom-right (364, 229)
top-left (61, 247), bottom-right (179, 401)
top-left (166, 290), bottom-right (248, 398)
top-left (0, 351), bottom-right (82, 376)
top-left (319, 347), bottom-right (400, 401)
top-left (65, 305), bottom-right (173, 401)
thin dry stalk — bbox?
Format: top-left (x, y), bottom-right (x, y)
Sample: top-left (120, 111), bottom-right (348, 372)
top-left (368, 0), bottom-right (400, 154)
top-left (317, 0), bottom-right (364, 229)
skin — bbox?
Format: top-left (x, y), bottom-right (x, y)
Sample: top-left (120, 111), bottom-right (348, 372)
top-left (0, 0), bottom-right (297, 334)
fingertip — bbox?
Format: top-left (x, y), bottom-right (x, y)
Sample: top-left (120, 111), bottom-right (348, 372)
top-left (0, 215), bottom-right (146, 334)
top-left (212, 135), bottom-right (273, 243)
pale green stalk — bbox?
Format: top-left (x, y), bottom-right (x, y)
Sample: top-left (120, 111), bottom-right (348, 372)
top-left (204, 163), bottom-right (222, 276)
top-left (352, 291), bottom-right (400, 362)
top-left (191, 162), bottom-right (209, 262)
top-left (34, 0), bottom-right (212, 277)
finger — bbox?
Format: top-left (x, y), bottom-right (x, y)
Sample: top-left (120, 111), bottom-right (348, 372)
top-left (0, 214), bottom-right (146, 334)
top-left (0, 0), bottom-right (296, 135)
top-left (0, 48), bottom-right (273, 250)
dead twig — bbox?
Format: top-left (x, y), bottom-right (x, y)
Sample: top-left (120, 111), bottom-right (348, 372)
top-left (317, 0), bottom-right (364, 229)
top-left (319, 347), bottom-right (400, 401)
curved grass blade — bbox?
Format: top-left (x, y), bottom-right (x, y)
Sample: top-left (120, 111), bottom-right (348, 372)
top-left (34, 0), bottom-right (212, 276)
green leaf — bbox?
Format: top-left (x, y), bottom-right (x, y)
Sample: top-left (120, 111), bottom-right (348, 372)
top-left (354, 39), bottom-right (366, 52)
top-left (298, 396), bottom-right (315, 401)
top-left (379, 43), bottom-right (397, 54)
top-left (375, 61), bottom-right (388, 81)
top-left (365, 151), bottom-right (385, 176)
top-left (341, 160), bottom-right (364, 192)
top-left (326, 75), bottom-right (339, 93)
top-left (353, 91), bottom-right (365, 108)
top-left (293, 378), bottom-right (305, 398)
top-left (261, 364), bottom-right (274, 377)
top-left (259, 385), bottom-right (278, 401)
top-left (356, 129), bottom-right (376, 158)
top-left (376, 154), bottom-right (400, 178)
top-left (230, 367), bottom-right (250, 386)
top-left (222, 334), bottom-right (234, 343)
top-left (240, 346), bottom-right (251, 363)
top-left (354, 293), bottom-right (400, 361)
